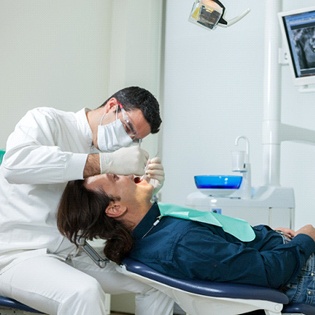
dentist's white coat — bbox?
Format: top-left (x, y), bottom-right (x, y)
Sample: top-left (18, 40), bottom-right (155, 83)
top-left (0, 107), bottom-right (173, 315)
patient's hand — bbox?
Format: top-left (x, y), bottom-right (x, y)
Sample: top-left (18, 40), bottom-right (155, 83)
top-left (274, 227), bottom-right (295, 239)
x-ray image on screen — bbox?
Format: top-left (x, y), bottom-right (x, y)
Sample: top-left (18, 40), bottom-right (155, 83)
top-left (279, 7), bottom-right (315, 87)
top-left (293, 26), bottom-right (315, 72)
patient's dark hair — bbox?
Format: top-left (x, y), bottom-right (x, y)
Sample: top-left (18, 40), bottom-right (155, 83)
top-left (98, 86), bottom-right (162, 134)
top-left (57, 180), bottom-right (133, 264)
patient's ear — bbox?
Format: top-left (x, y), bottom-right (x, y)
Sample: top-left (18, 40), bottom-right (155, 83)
top-left (105, 202), bottom-right (127, 218)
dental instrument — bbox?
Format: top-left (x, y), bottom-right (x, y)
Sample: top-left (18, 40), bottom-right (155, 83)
top-left (76, 235), bottom-right (109, 268)
top-left (138, 139), bottom-right (150, 183)
top-left (140, 159), bottom-right (150, 182)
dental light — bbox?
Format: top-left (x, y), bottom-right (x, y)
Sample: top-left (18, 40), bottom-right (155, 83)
top-left (189, 0), bottom-right (250, 30)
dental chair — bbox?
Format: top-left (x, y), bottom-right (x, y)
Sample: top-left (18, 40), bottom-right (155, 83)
top-left (0, 262), bottom-right (313, 315)
top-left (120, 258), bottom-right (315, 315)
top-left (0, 296), bottom-right (44, 314)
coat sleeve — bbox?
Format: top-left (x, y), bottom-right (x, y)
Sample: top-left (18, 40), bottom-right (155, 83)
top-left (2, 108), bottom-right (88, 184)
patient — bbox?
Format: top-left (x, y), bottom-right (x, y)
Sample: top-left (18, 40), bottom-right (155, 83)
top-left (57, 174), bottom-right (315, 306)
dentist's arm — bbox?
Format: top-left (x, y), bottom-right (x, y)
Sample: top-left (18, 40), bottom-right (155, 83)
top-left (83, 154), bottom-right (100, 178)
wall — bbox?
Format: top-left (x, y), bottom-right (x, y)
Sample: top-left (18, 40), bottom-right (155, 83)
top-left (107, 0), bottom-right (164, 156)
top-left (0, 0), bottom-right (111, 147)
top-left (0, 0), bottom-right (163, 157)
top-left (161, 0), bottom-right (315, 229)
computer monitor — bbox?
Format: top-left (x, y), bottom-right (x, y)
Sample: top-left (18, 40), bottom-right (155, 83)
top-left (278, 6), bottom-right (315, 89)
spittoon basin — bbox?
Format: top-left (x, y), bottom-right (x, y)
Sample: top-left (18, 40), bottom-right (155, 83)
top-left (194, 175), bottom-right (243, 197)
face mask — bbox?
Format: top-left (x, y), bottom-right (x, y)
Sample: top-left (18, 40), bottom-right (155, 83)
top-left (97, 113), bottom-right (133, 152)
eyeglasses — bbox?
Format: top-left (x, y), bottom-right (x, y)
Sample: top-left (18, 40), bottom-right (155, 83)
top-left (117, 102), bottom-right (137, 139)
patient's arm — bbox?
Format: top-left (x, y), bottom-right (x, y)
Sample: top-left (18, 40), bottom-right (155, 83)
top-left (275, 225), bottom-right (315, 242)
top-left (295, 225), bottom-right (315, 242)
top-left (274, 227), bottom-right (295, 239)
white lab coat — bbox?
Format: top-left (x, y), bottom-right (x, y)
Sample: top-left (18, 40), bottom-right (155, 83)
top-left (0, 107), bottom-right (174, 315)
top-left (0, 107), bottom-right (90, 263)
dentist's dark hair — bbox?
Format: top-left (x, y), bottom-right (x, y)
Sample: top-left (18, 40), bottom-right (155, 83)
top-left (57, 180), bottom-right (133, 264)
top-left (98, 86), bottom-right (162, 134)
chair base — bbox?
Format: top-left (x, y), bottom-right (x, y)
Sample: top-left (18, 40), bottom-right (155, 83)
top-left (0, 296), bottom-right (44, 314)
top-left (282, 302), bottom-right (315, 315)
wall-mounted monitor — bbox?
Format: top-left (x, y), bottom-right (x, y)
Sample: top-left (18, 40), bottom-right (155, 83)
top-left (278, 6), bottom-right (315, 91)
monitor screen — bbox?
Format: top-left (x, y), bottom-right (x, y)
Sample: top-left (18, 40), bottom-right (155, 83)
top-left (279, 6), bottom-right (315, 87)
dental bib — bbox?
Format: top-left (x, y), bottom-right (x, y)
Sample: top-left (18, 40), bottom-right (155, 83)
top-left (158, 203), bottom-right (255, 242)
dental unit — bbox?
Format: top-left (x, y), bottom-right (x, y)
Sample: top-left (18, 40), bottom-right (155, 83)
top-left (187, 0), bottom-right (315, 233)
top-left (186, 134), bottom-right (295, 229)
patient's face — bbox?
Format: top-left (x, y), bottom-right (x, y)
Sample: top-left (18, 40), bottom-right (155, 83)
top-left (84, 174), bottom-right (153, 204)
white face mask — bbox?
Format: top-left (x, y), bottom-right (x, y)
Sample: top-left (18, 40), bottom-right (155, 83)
top-left (97, 118), bottom-right (133, 152)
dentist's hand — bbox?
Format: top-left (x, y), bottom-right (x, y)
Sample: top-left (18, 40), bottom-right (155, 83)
top-left (145, 157), bottom-right (165, 194)
top-left (100, 146), bottom-right (149, 175)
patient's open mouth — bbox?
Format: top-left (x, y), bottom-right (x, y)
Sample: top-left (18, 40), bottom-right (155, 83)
top-left (134, 177), bottom-right (141, 183)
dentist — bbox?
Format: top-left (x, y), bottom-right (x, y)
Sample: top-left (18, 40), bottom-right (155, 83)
top-left (0, 86), bottom-right (172, 315)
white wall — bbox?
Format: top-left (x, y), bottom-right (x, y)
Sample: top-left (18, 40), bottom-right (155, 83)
top-left (107, 0), bottom-right (164, 156)
top-left (0, 0), bottom-right (163, 157)
top-left (161, 0), bottom-right (315, 229)
top-left (0, 0), bottom-right (112, 147)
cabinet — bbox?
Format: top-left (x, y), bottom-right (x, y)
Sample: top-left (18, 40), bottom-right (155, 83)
top-left (186, 186), bottom-right (295, 228)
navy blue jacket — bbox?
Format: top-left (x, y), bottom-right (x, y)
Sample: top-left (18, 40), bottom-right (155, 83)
top-left (130, 203), bottom-right (315, 289)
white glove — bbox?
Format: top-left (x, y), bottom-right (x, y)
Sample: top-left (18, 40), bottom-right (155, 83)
top-left (100, 146), bottom-right (149, 175)
top-left (145, 157), bottom-right (165, 194)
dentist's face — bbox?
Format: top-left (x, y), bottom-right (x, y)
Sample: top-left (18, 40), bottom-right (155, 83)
top-left (101, 101), bottom-right (151, 140)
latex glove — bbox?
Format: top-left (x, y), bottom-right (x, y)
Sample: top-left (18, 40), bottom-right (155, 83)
top-left (100, 146), bottom-right (149, 175)
top-left (145, 157), bottom-right (165, 194)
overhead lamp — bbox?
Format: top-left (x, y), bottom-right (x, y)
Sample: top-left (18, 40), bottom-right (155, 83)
top-left (189, 0), bottom-right (250, 30)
